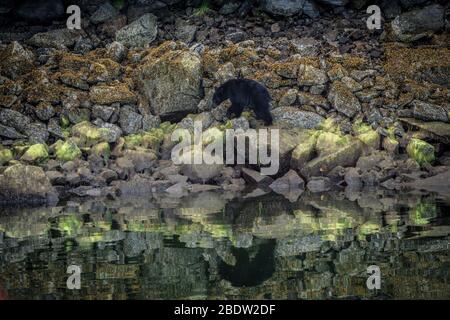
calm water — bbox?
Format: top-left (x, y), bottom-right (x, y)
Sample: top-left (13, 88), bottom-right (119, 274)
top-left (0, 189), bottom-right (449, 300)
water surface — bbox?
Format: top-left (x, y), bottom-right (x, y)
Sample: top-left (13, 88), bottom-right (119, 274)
top-left (0, 190), bottom-right (449, 300)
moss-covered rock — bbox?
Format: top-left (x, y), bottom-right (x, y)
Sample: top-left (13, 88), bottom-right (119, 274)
top-left (290, 133), bottom-right (318, 169)
top-left (91, 142), bottom-right (111, 161)
top-left (0, 148), bottom-right (13, 166)
top-left (20, 144), bottom-right (49, 163)
top-left (56, 140), bottom-right (82, 162)
top-left (89, 83), bottom-right (137, 105)
top-left (71, 121), bottom-right (115, 147)
top-left (354, 122), bottom-right (380, 149)
top-left (406, 138), bottom-right (435, 166)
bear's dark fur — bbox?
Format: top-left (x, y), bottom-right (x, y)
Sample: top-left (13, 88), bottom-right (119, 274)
top-left (212, 78), bottom-right (273, 125)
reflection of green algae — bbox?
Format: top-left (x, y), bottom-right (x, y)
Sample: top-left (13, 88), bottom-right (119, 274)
top-left (358, 221), bottom-right (381, 238)
top-left (410, 200), bottom-right (437, 226)
top-left (57, 215), bottom-right (83, 237)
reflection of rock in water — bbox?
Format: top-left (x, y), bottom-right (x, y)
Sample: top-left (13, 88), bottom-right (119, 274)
top-left (218, 239), bottom-right (276, 287)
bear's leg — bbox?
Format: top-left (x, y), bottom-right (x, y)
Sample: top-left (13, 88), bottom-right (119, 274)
top-left (227, 103), bottom-right (244, 118)
top-left (253, 103), bottom-right (273, 125)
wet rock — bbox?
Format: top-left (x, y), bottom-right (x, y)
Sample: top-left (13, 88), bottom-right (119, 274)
top-left (137, 46), bottom-right (202, 117)
top-left (90, 84), bottom-right (137, 105)
top-left (123, 149), bottom-right (156, 172)
top-left (0, 149), bottom-right (13, 167)
top-left (317, 0), bottom-right (349, 6)
top-left (307, 176), bottom-right (331, 192)
top-left (220, 1), bottom-right (241, 14)
top-left (16, 0), bottom-right (64, 23)
top-left (119, 106), bottom-right (143, 134)
top-left (55, 140), bottom-right (82, 162)
top-left (0, 42), bottom-right (34, 80)
top-left (301, 139), bottom-right (363, 178)
top-left (25, 122), bottom-right (49, 144)
top-left (71, 121), bottom-right (114, 147)
top-left (406, 138), bottom-right (435, 166)
top-left (272, 107), bottom-right (324, 128)
top-left (91, 2), bottom-right (118, 24)
top-left (27, 29), bottom-right (79, 49)
top-left (0, 109), bottom-right (31, 133)
top-left (344, 167), bottom-right (362, 188)
top-left (20, 144), bottom-right (48, 163)
top-left (411, 100), bottom-right (448, 122)
top-left (47, 118), bottom-right (65, 139)
top-left (328, 81), bottom-right (361, 118)
top-left (392, 5), bottom-right (445, 42)
top-left (0, 124), bottom-right (26, 139)
top-left (302, 0), bottom-right (320, 18)
top-left (399, 118), bottom-right (450, 144)
top-left (290, 134), bottom-right (317, 169)
top-left (35, 102), bottom-right (55, 121)
top-left (142, 114), bottom-right (161, 131)
top-left (116, 13), bottom-right (158, 47)
top-left (0, 164), bottom-right (58, 204)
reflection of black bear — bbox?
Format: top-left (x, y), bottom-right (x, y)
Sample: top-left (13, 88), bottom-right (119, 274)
top-left (212, 78), bottom-right (273, 125)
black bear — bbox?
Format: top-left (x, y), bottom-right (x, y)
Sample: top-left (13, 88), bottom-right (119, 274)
top-left (212, 78), bottom-right (273, 125)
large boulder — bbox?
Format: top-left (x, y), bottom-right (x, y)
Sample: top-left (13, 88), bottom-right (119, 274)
top-left (0, 41), bottom-right (34, 79)
top-left (0, 164), bottom-right (58, 204)
top-left (300, 139), bottom-right (363, 178)
top-left (116, 13), bottom-right (158, 47)
top-left (27, 28), bottom-right (80, 49)
top-left (272, 107), bottom-right (324, 128)
top-left (137, 47), bottom-right (203, 118)
top-left (411, 100), bottom-right (448, 122)
top-left (392, 5), bottom-right (445, 42)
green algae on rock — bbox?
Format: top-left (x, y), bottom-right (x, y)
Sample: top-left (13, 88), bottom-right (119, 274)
top-left (406, 138), bottom-right (435, 166)
top-left (55, 140), bottom-right (82, 162)
top-left (20, 143), bottom-right (49, 163)
top-left (0, 148), bottom-right (13, 166)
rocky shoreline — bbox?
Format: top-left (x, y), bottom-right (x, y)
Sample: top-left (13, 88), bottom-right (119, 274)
top-left (0, 0), bottom-right (449, 205)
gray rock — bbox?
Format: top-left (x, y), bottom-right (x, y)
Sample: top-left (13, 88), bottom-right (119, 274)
top-left (411, 100), bottom-right (448, 122)
top-left (392, 5), bottom-right (445, 42)
top-left (220, 1), bottom-right (242, 15)
top-left (0, 164), bottom-right (58, 204)
top-left (137, 49), bottom-right (202, 117)
top-left (175, 20), bottom-right (197, 44)
top-left (0, 124), bottom-right (26, 139)
top-left (27, 28), bottom-right (79, 49)
top-left (399, 0), bottom-right (428, 8)
top-left (35, 102), bottom-right (55, 121)
top-left (328, 81), bottom-right (361, 118)
top-left (270, 169), bottom-right (304, 191)
top-left (92, 105), bottom-right (115, 122)
top-left (302, 0), bottom-right (320, 18)
top-left (47, 118), bottom-right (65, 139)
top-left (307, 176), bottom-right (332, 192)
top-left (142, 114), bottom-right (161, 131)
top-left (94, 120), bottom-right (123, 143)
top-left (106, 41), bottom-right (127, 62)
top-left (298, 64), bottom-right (328, 86)
top-left (90, 2), bottom-right (118, 24)
top-left (261, 0), bottom-right (305, 16)
top-left (272, 107), bottom-right (325, 129)
top-left (25, 122), bottom-right (49, 144)
top-left (344, 167), bottom-right (362, 188)
top-left (119, 105), bottom-right (143, 134)
top-left (226, 31), bottom-right (246, 43)
top-left (116, 13), bottom-right (158, 47)
top-left (301, 140), bottom-right (363, 178)
top-left (0, 109), bottom-right (31, 133)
